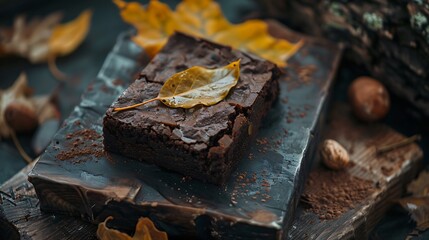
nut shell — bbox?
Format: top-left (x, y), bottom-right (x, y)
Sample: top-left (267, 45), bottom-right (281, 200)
top-left (320, 139), bottom-right (350, 170)
top-left (348, 77), bottom-right (390, 122)
top-left (4, 101), bottom-right (38, 132)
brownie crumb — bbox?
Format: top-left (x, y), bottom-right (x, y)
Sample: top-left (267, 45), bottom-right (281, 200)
top-left (281, 97), bottom-right (288, 104)
top-left (87, 84), bottom-right (94, 92)
top-left (229, 170), bottom-right (275, 203)
top-left (56, 128), bottom-right (104, 163)
top-left (256, 137), bottom-right (269, 153)
top-left (256, 138), bottom-right (269, 145)
top-left (297, 64), bottom-right (317, 84)
top-left (112, 79), bottom-right (124, 86)
top-left (301, 168), bottom-right (375, 220)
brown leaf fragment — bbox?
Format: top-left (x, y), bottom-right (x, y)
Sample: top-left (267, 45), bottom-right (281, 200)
top-left (0, 10), bottom-right (92, 80)
top-left (398, 197), bottom-right (429, 232)
top-left (97, 216), bottom-right (168, 240)
top-left (408, 170), bottom-right (429, 197)
top-left (397, 170), bottom-right (429, 236)
top-left (0, 12), bottom-right (62, 63)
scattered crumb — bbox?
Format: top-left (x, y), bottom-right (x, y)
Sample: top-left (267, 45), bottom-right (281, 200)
top-left (56, 128), bottom-right (104, 163)
top-left (112, 79), bottom-right (124, 86)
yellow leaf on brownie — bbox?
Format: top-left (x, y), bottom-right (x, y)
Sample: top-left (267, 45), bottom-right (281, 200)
top-left (158, 59), bottom-right (240, 108)
top-left (114, 0), bottom-right (302, 67)
top-left (113, 60), bottom-right (241, 111)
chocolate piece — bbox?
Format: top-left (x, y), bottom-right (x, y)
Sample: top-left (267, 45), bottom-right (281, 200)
top-left (103, 33), bottom-right (280, 184)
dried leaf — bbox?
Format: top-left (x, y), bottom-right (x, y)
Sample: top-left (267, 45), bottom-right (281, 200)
top-left (0, 73), bottom-right (32, 138)
top-left (114, 0), bottom-right (302, 66)
top-left (0, 10), bottom-right (91, 80)
top-left (397, 170), bottom-right (429, 236)
top-left (0, 13), bottom-right (62, 63)
top-left (114, 0), bottom-right (176, 57)
top-left (0, 73), bottom-right (36, 163)
top-left (97, 216), bottom-right (168, 240)
top-left (408, 170), bottom-right (429, 197)
top-left (32, 95), bottom-right (60, 123)
top-left (398, 197), bottom-right (429, 232)
top-left (0, 10), bottom-right (92, 61)
top-left (48, 10), bottom-right (92, 57)
top-left (114, 60), bottom-right (240, 111)
top-left (0, 73), bottom-right (59, 138)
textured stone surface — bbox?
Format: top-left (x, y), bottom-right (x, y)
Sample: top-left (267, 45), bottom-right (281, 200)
top-left (258, 0), bottom-right (429, 120)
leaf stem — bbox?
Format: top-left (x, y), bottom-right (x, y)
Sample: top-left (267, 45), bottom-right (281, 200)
top-left (376, 134), bottom-right (421, 155)
top-left (10, 131), bottom-right (33, 164)
top-left (113, 98), bottom-right (159, 112)
top-left (48, 55), bottom-right (69, 81)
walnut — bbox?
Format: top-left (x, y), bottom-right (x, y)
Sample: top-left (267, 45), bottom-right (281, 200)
top-left (348, 76), bottom-right (390, 122)
top-left (320, 139), bottom-right (350, 170)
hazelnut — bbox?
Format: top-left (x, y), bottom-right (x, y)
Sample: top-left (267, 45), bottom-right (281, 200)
top-left (348, 77), bottom-right (390, 122)
top-left (4, 101), bottom-right (38, 132)
top-left (320, 139), bottom-right (350, 170)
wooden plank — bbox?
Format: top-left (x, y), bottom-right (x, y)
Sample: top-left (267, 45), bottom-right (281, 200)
top-left (289, 104), bottom-right (423, 239)
top-left (0, 160), bottom-right (97, 240)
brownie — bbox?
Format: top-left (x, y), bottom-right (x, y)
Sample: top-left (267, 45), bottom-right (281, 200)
top-left (103, 32), bottom-right (280, 184)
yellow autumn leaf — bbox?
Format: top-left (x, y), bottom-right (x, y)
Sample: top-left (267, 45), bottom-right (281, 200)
top-left (175, 0), bottom-right (231, 37)
top-left (113, 60), bottom-right (240, 111)
top-left (97, 216), bottom-right (168, 240)
top-left (114, 0), bottom-right (178, 57)
top-left (0, 10), bottom-right (92, 81)
top-left (49, 9), bottom-right (92, 56)
top-left (213, 20), bottom-right (303, 65)
top-left (114, 0), bottom-right (301, 66)
top-left (0, 12), bottom-right (62, 63)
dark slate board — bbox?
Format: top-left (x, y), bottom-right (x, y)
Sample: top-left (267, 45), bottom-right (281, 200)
top-left (27, 22), bottom-right (342, 239)
top-left (0, 105), bottom-right (422, 240)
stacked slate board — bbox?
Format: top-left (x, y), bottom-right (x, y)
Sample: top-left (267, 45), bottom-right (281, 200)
top-left (27, 22), bottom-right (342, 239)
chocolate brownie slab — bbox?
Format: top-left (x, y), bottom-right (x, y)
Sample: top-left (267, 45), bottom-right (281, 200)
top-left (103, 32), bottom-right (280, 184)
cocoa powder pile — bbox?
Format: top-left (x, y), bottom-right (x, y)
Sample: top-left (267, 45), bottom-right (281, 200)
top-left (301, 168), bottom-right (375, 220)
top-left (56, 128), bottom-right (104, 162)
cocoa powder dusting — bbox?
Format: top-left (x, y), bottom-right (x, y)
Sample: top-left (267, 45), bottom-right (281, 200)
top-left (56, 128), bottom-right (104, 162)
top-left (301, 168), bottom-right (375, 220)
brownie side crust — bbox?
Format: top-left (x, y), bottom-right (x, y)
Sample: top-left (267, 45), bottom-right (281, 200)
top-left (103, 32), bottom-right (280, 184)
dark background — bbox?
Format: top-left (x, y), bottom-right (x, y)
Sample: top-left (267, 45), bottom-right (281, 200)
top-left (0, 0), bottom-right (428, 239)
